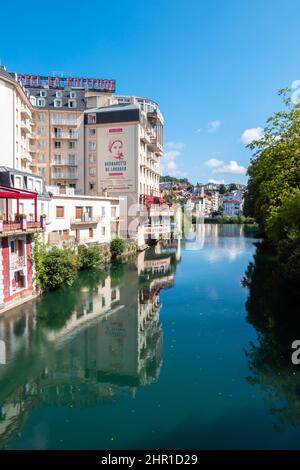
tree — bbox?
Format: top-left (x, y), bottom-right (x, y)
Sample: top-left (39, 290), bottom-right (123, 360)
top-left (244, 89), bottom-right (300, 275)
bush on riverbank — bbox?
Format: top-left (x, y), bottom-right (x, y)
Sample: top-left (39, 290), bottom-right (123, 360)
top-left (78, 244), bottom-right (104, 270)
top-left (110, 237), bottom-right (126, 258)
top-left (35, 243), bottom-right (78, 291)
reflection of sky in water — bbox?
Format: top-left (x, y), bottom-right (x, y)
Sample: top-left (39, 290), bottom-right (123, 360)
top-left (185, 224), bottom-right (247, 262)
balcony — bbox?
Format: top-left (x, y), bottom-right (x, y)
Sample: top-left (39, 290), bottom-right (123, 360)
top-left (51, 120), bottom-right (77, 126)
top-left (20, 120), bottom-right (31, 134)
top-left (1, 220), bottom-right (43, 236)
top-left (52, 160), bottom-right (77, 166)
top-left (70, 216), bottom-right (101, 227)
top-left (52, 172), bottom-right (78, 179)
top-left (21, 105), bottom-right (31, 120)
top-left (52, 132), bottom-right (78, 139)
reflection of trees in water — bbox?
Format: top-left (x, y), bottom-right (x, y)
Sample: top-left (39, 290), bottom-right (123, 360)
top-left (244, 243), bottom-right (300, 428)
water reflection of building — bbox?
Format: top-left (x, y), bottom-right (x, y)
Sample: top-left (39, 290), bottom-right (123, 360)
top-left (0, 240), bottom-right (181, 448)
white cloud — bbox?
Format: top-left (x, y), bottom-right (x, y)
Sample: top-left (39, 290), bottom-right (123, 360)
top-left (213, 160), bottom-right (246, 175)
top-left (205, 158), bottom-right (223, 168)
top-left (241, 127), bottom-right (263, 145)
top-left (161, 142), bottom-right (187, 177)
top-left (195, 128), bottom-right (202, 133)
top-left (208, 178), bottom-right (225, 184)
top-left (164, 141), bottom-right (184, 150)
top-left (208, 120), bottom-right (221, 133)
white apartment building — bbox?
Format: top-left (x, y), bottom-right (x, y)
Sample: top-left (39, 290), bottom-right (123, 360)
top-left (222, 190), bottom-right (244, 216)
top-left (0, 67), bottom-right (34, 173)
top-left (45, 187), bottom-right (120, 245)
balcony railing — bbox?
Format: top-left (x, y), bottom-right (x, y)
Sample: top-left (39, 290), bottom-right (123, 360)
top-left (1, 220), bottom-right (42, 234)
top-left (52, 132), bottom-right (78, 139)
top-left (52, 172), bottom-right (78, 179)
top-left (70, 216), bottom-right (101, 226)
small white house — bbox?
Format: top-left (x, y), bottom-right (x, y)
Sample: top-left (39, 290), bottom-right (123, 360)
top-left (45, 187), bottom-right (120, 245)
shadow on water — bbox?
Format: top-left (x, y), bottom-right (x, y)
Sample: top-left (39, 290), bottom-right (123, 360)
top-left (243, 243), bottom-right (300, 429)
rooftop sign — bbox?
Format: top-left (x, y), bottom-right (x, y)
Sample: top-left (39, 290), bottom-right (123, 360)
top-left (17, 74), bottom-right (116, 92)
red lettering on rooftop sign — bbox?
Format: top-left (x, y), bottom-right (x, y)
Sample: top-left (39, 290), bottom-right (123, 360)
top-left (17, 74), bottom-right (116, 92)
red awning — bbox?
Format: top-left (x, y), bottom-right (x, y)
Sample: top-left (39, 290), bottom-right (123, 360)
top-left (0, 185), bottom-right (37, 199)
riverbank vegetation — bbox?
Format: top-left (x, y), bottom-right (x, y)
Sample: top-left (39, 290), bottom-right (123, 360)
top-left (244, 89), bottom-right (300, 281)
top-left (34, 236), bottom-right (137, 292)
top-left (204, 215), bottom-right (256, 224)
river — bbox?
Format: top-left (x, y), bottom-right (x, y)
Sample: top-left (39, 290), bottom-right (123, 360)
top-left (1, 224), bottom-right (300, 449)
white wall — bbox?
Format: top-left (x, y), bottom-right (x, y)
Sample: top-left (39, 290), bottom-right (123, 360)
top-left (0, 79), bottom-right (14, 167)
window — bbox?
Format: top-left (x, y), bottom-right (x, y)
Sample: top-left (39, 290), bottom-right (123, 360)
top-left (89, 167), bottom-right (96, 176)
top-left (88, 114), bottom-right (96, 124)
top-left (30, 96), bottom-right (36, 106)
top-left (68, 154), bottom-right (76, 165)
top-left (69, 183), bottom-right (76, 188)
top-left (54, 155), bottom-right (61, 164)
top-left (40, 90), bottom-right (47, 97)
top-left (56, 206), bottom-right (64, 218)
top-left (54, 127), bottom-right (62, 138)
top-left (68, 141), bottom-right (75, 149)
top-left (37, 154), bottom-right (45, 163)
top-left (101, 226), bottom-right (105, 236)
top-left (89, 154), bottom-right (95, 163)
top-left (39, 168), bottom-right (46, 176)
top-left (89, 182), bottom-right (94, 190)
top-left (68, 99), bottom-right (76, 108)
top-left (70, 91), bottom-right (76, 99)
top-left (89, 141), bottom-right (96, 150)
top-left (52, 114), bottom-right (61, 124)
top-left (38, 113), bottom-right (45, 121)
top-left (67, 114), bottom-right (76, 124)
top-left (54, 99), bottom-right (62, 108)
top-left (14, 176), bottom-right (22, 188)
top-left (101, 206), bottom-right (105, 217)
top-left (37, 127), bottom-right (45, 135)
top-left (89, 228), bottom-right (93, 238)
top-left (89, 128), bottom-right (96, 137)
top-left (68, 129), bottom-right (77, 138)
top-left (54, 141), bottom-right (61, 148)
top-left (37, 98), bottom-right (45, 106)
top-left (111, 206), bottom-right (117, 218)
top-left (56, 91), bottom-right (62, 98)
top-left (35, 180), bottom-right (42, 194)
top-left (27, 178), bottom-right (34, 190)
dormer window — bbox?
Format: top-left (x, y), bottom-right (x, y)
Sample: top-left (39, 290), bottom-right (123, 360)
top-left (37, 98), bottom-right (45, 107)
top-left (40, 90), bottom-right (47, 97)
top-left (54, 99), bottom-right (62, 108)
top-left (30, 96), bottom-right (36, 105)
top-left (88, 113), bottom-right (96, 124)
top-left (70, 91), bottom-right (76, 98)
top-left (68, 99), bottom-right (76, 108)
top-left (56, 91), bottom-right (63, 98)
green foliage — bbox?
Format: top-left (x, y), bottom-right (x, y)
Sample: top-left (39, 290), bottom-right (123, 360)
top-left (78, 244), bottom-right (104, 270)
top-left (205, 215), bottom-right (256, 224)
top-left (34, 238), bottom-right (78, 291)
top-left (244, 89), bottom-right (300, 277)
top-left (110, 237), bottom-right (126, 258)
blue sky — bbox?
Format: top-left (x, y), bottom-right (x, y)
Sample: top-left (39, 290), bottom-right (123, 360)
top-left (1, 0), bottom-right (299, 184)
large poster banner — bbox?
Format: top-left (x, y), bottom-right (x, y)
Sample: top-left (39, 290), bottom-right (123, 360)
top-left (99, 126), bottom-right (135, 193)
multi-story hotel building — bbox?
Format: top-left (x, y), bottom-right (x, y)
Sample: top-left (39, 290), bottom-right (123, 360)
top-left (0, 67), bottom-right (34, 173)
top-left (27, 88), bottom-right (86, 192)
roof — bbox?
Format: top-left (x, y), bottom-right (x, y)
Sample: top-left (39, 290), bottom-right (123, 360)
top-left (85, 103), bottom-right (139, 113)
top-left (27, 87), bottom-right (86, 111)
top-left (84, 103), bottom-right (140, 125)
top-left (0, 66), bottom-right (15, 82)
